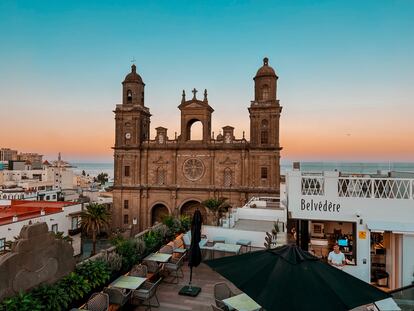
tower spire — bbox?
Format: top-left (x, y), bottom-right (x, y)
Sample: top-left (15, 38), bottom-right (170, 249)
top-left (204, 89), bottom-right (208, 102)
top-left (182, 90), bottom-right (186, 103)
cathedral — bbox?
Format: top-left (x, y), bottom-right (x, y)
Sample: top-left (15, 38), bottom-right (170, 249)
top-left (112, 58), bottom-right (282, 230)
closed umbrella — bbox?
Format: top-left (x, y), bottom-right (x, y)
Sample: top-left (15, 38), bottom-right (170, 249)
top-left (179, 209), bottom-right (203, 297)
top-left (206, 244), bottom-right (391, 311)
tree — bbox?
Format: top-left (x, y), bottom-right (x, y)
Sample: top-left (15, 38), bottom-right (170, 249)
top-left (80, 203), bottom-right (111, 255)
top-left (201, 197), bottom-right (231, 226)
top-left (96, 172), bottom-right (109, 185)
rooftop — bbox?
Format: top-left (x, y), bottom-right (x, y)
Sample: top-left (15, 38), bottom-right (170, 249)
top-left (0, 200), bottom-right (79, 225)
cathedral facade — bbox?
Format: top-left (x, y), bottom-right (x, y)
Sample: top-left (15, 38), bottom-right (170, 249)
top-left (112, 58), bottom-right (282, 230)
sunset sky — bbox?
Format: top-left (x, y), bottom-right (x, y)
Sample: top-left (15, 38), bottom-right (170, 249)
top-left (1, 0), bottom-right (413, 162)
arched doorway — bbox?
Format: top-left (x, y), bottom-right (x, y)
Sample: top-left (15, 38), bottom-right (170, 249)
top-left (151, 203), bottom-right (169, 225)
top-left (180, 200), bottom-right (207, 220)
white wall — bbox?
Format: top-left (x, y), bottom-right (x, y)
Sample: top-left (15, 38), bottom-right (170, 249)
top-left (0, 203), bottom-right (82, 255)
top-left (202, 225), bottom-right (286, 248)
top-left (237, 207), bottom-right (286, 222)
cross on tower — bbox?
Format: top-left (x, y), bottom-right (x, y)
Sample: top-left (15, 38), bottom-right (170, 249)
top-left (131, 57), bottom-right (136, 64)
top-left (192, 88), bottom-right (198, 99)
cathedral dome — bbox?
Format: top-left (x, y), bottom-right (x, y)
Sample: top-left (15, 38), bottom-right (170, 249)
top-left (255, 57), bottom-right (277, 79)
top-left (123, 64), bottom-right (143, 83)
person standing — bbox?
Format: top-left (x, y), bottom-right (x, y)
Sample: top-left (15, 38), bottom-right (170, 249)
top-left (328, 243), bottom-right (346, 268)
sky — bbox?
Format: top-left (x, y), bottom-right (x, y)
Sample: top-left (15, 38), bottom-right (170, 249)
top-left (0, 0), bottom-right (413, 163)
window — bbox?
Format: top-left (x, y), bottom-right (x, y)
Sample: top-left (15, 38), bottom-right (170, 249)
top-left (262, 85), bottom-right (270, 100)
top-left (123, 214), bottom-right (129, 225)
top-left (124, 200), bottom-right (129, 209)
top-left (156, 168), bottom-right (166, 185)
top-left (224, 168), bottom-right (232, 187)
top-left (71, 217), bottom-right (79, 230)
top-left (124, 166), bottom-right (130, 177)
top-left (127, 90), bottom-right (132, 102)
top-left (51, 224), bottom-right (58, 233)
top-left (0, 238), bottom-right (5, 251)
top-left (260, 119), bottom-right (269, 144)
top-left (261, 131), bottom-right (268, 144)
top-left (261, 167), bottom-right (268, 179)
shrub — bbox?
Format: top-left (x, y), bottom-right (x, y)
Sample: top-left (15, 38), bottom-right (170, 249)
top-left (58, 272), bottom-right (91, 301)
top-left (180, 215), bottom-right (191, 232)
top-left (75, 260), bottom-right (111, 289)
top-left (1, 292), bottom-right (41, 311)
top-left (32, 284), bottom-right (70, 311)
top-left (106, 252), bottom-right (122, 272)
top-left (113, 238), bottom-right (141, 270)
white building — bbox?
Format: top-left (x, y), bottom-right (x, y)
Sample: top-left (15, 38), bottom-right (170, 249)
top-left (0, 200), bottom-right (82, 256)
top-left (286, 170), bottom-right (414, 290)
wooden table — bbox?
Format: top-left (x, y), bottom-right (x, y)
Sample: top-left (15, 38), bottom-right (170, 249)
top-left (110, 275), bottom-right (146, 290)
top-left (222, 293), bottom-right (261, 311)
top-left (144, 252), bottom-right (172, 263)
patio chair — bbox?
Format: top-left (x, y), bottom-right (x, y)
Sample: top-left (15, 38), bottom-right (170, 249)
top-left (85, 292), bottom-right (109, 311)
top-left (159, 244), bottom-right (173, 254)
top-left (214, 282), bottom-right (234, 310)
top-left (130, 264), bottom-right (148, 278)
top-left (103, 286), bottom-right (130, 307)
top-left (163, 253), bottom-right (185, 284)
top-left (143, 261), bottom-right (161, 280)
top-left (131, 277), bottom-right (163, 310)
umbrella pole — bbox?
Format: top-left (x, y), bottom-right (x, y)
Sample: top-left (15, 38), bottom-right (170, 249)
top-left (189, 266), bottom-right (193, 289)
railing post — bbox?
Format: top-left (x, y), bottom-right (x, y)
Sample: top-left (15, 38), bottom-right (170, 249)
top-left (371, 178), bottom-right (375, 198)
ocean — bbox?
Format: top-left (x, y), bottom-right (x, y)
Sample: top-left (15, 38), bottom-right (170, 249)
top-left (70, 162), bottom-right (414, 179)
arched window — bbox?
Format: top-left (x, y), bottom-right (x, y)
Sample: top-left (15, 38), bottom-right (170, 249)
top-left (187, 119), bottom-right (203, 140)
top-left (224, 168), bottom-right (232, 187)
top-left (261, 119), bottom-right (269, 144)
top-left (127, 90), bottom-right (132, 103)
top-left (262, 85), bottom-right (269, 100)
top-left (156, 167), bottom-right (166, 185)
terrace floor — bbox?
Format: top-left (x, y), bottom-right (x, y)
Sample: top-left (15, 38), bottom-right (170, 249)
top-left (131, 262), bottom-right (240, 311)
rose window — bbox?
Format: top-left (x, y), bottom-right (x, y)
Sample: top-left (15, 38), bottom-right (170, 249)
top-left (183, 158), bottom-right (205, 181)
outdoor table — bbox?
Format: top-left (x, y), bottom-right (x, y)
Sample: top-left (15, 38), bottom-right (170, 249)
top-left (173, 247), bottom-right (187, 254)
top-left (214, 243), bottom-right (241, 254)
top-left (110, 275), bottom-right (146, 290)
top-left (144, 252), bottom-right (172, 263)
top-left (222, 293), bottom-right (261, 311)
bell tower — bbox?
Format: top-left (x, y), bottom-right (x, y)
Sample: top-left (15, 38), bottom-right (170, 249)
top-left (249, 57), bottom-right (281, 147)
top-left (114, 64), bottom-right (151, 150)
top-left (248, 57), bottom-right (282, 193)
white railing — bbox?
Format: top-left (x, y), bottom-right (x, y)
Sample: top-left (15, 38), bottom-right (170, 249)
top-left (338, 177), bottom-right (414, 199)
top-left (300, 175), bottom-right (414, 200)
top-left (301, 176), bottom-right (325, 195)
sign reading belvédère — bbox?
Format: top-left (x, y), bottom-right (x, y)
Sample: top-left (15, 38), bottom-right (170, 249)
top-left (301, 199), bottom-right (340, 213)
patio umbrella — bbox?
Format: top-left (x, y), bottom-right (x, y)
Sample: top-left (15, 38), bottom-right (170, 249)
top-left (179, 209), bottom-right (203, 297)
top-left (205, 244), bottom-right (391, 311)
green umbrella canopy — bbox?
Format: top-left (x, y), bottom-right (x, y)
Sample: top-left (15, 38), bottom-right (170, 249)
top-left (205, 245), bottom-right (390, 311)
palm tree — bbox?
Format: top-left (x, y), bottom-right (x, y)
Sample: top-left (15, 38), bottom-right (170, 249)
top-left (80, 203), bottom-right (111, 255)
top-left (201, 197), bottom-right (231, 226)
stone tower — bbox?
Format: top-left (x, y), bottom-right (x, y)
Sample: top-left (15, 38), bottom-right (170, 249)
top-left (248, 57), bottom-right (282, 188)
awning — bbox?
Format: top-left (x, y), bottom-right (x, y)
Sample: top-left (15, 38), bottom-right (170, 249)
top-left (367, 221), bottom-right (414, 234)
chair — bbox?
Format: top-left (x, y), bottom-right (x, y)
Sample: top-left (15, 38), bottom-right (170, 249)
top-left (211, 305), bottom-right (226, 311)
top-left (163, 253), bottom-right (185, 284)
top-left (159, 244), bottom-right (173, 254)
top-left (130, 264), bottom-right (148, 278)
top-left (103, 287), bottom-right (130, 307)
top-left (131, 277), bottom-right (163, 310)
top-left (85, 292), bottom-right (109, 311)
top-left (214, 283), bottom-right (234, 310)
top-left (143, 261), bottom-right (161, 280)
